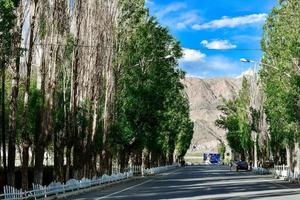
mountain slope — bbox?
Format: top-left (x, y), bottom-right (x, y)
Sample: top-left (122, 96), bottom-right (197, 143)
top-left (183, 77), bottom-right (242, 154)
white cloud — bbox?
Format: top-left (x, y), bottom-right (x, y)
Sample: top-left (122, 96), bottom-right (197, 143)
top-left (201, 39), bottom-right (237, 50)
top-left (180, 49), bottom-right (244, 78)
top-left (236, 68), bottom-right (255, 79)
top-left (192, 13), bottom-right (267, 30)
top-left (181, 48), bottom-right (206, 62)
top-left (148, 2), bottom-right (201, 30)
top-left (155, 2), bottom-right (187, 19)
top-left (176, 11), bottom-right (201, 29)
top-left (180, 49), bottom-right (237, 70)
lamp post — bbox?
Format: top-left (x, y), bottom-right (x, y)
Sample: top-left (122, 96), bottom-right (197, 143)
top-left (240, 58), bottom-right (291, 78)
top-left (240, 58), bottom-right (261, 168)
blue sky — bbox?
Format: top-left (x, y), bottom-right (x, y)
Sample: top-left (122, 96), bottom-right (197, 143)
top-left (146, 0), bottom-right (277, 78)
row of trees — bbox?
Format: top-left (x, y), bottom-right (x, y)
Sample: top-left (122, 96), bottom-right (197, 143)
top-left (216, 78), bottom-right (266, 163)
top-left (0, 0), bottom-right (193, 189)
top-left (216, 0), bottom-right (300, 169)
top-left (260, 0), bottom-right (300, 170)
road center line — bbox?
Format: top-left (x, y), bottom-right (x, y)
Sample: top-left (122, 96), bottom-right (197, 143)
top-left (95, 179), bottom-right (153, 200)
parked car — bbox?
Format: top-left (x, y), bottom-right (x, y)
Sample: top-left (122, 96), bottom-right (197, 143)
top-left (230, 161), bottom-right (249, 171)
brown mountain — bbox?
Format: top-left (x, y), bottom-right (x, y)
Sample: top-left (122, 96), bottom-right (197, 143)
top-left (183, 76), bottom-right (242, 155)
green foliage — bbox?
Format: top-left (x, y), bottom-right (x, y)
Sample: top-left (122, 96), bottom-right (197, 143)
top-left (250, 107), bottom-right (260, 132)
top-left (217, 143), bottom-right (226, 160)
top-left (53, 33), bottom-right (75, 135)
top-left (260, 0), bottom-right (300, 159)
top-left (216, 78), bottom-right (253, 159)
top-left (0, 0), bottom-right (18, 62)
top-left (113, 0), bottom-right (193, 161)
top-left (0, 0), bottom-right (194, 181)
top-left (27, 79), bottom-right (42, 141)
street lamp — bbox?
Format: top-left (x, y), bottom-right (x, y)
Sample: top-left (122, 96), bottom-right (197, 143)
top-left (240, 58), bottom-right (255, 63)
top-left (240, 58), bottom-right (291, 78)
top-left (240, 58), bottom-right (261, 168)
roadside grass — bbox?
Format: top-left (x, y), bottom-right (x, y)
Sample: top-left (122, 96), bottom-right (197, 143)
top-left (184, 152), bottom-right (204, 164)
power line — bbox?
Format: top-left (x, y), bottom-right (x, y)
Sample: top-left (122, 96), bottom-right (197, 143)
top-left (33, 43), bottom-right (263, 51)
top-left (33, 43), bottom-right (107, 48)
top-left (188, 48), bottom-right (262, 52)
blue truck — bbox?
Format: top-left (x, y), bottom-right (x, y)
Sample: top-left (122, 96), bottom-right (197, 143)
top-left (204, 153), bottom-right (221, 164)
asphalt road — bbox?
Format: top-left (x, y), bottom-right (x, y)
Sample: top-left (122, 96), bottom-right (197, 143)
top-left (65, 165), bottom-right (300, 200)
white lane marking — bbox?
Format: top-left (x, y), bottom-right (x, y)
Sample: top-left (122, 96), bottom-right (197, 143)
top-left (95, 179), bottom-right (152, 200)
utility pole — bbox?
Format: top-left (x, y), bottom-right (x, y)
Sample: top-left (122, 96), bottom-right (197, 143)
top-left (240, 59), bottom-right (264, 168)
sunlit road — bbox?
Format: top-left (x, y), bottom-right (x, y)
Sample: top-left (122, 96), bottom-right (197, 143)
top-left (65, 165), bottom-right (300, 200)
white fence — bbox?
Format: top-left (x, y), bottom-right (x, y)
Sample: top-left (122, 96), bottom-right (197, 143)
top-left (0, 171), bottom-right (133, 200)
top-left (131, 165), bottom-right (142, 174)
top-left (272, 165), bottom-right (300, 181)
top-left (144, 164), bottom-right (178, 175)
top-left (250, 165), bottom-right (300, 183)
top-left (128, 164), bottom-right (178, 175)
top-left (1, 164), bottom-right (179, 200)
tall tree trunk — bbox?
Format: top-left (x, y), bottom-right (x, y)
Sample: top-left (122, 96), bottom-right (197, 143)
top-left (101, 46), bottom-right (115, 175)
top-left (7, 2), bottom-right (24, 186)
top-left (286, 145), bottom-right (293, 168)
top-left (294, 143), bottom-right (300, 174)
top-left (70, 0), bottom-right (83, 180)
top-left (99, 0), bottom-right (118, 176)
top-left (65, 145), bottom-right (72, 180)
top-left (34, 0), bottom-right (67, 184)
top-left (7, 48), bottom-right (21, 187)
top-left (21, 0), bottom-right (38, 189)
top-left (253, 131), bottom-right (258, 168)
top-left (1, 64), bottom-right (7, 185)
top-left (54, 130), bottom-right (65, 182)
top-left (53, 0), bottom-right (70, 182)
top-left (120, 146), bottom-right (130, 172)
top-left (61, 57), bottom-right (71, 181)
top-left (71, 44), bottom-right (81, 178)
top-left (151, 152), bottom-right (158, 167)
top-left (33, 143), bottom-right (44, 184)
top-left (167, 152), bottom-right (174, 165)
top-left (65, 47), bottom-right (73, 182)
top-left (34, 40), bottom-right (47, 185)
top-left (71, 40), bottom-right (80, 178)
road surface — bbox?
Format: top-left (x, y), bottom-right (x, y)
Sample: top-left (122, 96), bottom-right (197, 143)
top-left (65, 165), bottom-right (300, 200)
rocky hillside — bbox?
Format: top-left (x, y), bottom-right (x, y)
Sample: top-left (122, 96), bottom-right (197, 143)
top-left (183, 77), bottom-right (242, 155)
